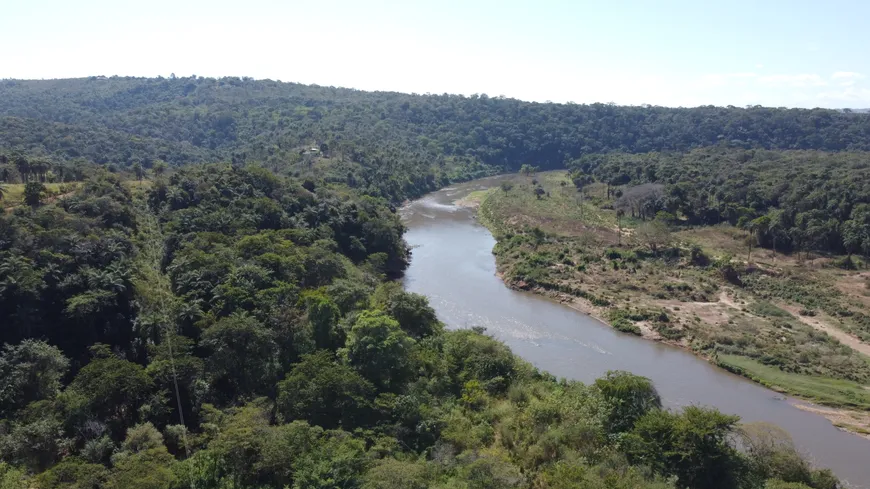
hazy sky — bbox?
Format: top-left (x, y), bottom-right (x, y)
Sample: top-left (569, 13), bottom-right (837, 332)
top-left (2, 0), bottom-right (869, 108)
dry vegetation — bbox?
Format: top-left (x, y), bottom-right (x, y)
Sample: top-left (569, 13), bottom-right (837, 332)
top-left (477, 170), bottom-right (870, 436)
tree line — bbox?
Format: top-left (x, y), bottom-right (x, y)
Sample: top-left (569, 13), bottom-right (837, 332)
top-left (0, 152), bottom-right (92, 184)
top-left (2, 76), bottom-right (870, 202)
top-left (567, 147), bottom-right (870, 258)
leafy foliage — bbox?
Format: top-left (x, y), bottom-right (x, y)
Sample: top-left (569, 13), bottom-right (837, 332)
top-left (4, 77), bottom-right (870, 202)
top-left (0, 79), bottom-right (851, 488)
top-left (570, 148), bottom-right (870, 256)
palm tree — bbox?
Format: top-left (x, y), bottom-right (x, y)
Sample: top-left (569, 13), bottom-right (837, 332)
top-left (14, 155), bottom-right (29, 182)
top-left (29, 159), bottom-right (49, 182)
top-left (132, 162), bottom-right (145, 181)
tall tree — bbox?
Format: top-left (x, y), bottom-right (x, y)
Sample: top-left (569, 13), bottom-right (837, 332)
top-left (201, 312), bottom-right (279, 402)
top-left (14, 155), bottom-right (29, 182)
top-left (0, 340), bottom-right (69, 417)
top-left (131, 162), bottom-right (145, 182)
top-left (339, 310), bottom-right (415, 391)
top-left (23, 182), bottom-right (45, 207)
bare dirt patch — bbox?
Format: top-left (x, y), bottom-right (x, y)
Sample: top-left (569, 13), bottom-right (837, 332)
top-left (718, 290), bottom-right (750, 312)
top-left (634, 320), bottom-right (663, 340)
top-left (836, 272), bottom-right (870, 308)
top-left (778, 303), bottom-right (870, 357)
top-left (657, 298), bottom-right (731, 327)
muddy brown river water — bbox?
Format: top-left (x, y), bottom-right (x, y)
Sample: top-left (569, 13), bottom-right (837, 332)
top-left (401, 176), bottom-right (870, 488)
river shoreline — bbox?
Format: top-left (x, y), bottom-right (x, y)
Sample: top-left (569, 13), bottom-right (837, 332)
top-left (403, 178), bottom-right (870, 486)
top-left (506, 275), bottom-right (870, 441)
top-left (456, 188), bottom-right (870, 441)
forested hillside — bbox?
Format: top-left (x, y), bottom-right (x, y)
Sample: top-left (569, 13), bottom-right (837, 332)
top-left (3, 76), bottom-right (870, 201)
top-left (0, 164), bottom-right (840, 489)
top-left (0, 77), bottom-right (866, 488)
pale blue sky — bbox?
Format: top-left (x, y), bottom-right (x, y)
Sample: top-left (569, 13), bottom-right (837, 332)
top-left (2, 0), bottom-right (869, 108)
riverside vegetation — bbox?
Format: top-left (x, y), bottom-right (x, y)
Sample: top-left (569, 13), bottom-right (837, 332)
top-left (473, 152), bottom-right (870, 437)
top-left (2, 77), bottom-right (870, 488)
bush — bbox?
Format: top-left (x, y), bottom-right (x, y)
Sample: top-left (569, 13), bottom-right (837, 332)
top-left (654, 323), bottom-right (686, 340)
top-left (623, 406), bottom-right (744, 489)
top-left (832, 255), bottom-right (857, 270)
top-left (595, 371), bottom-right (661, 433)
top-left (612, 318), bottom-right (641, 335)
top-left (688, 244), bottom-right (710, 266)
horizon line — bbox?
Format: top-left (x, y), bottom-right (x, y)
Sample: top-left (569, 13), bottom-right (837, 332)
top-left (4, 74), bottom-right (870, 112)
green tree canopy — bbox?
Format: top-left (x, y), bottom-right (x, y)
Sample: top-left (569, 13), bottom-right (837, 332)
top-left (201, 312), bottom-right (279, 403)
top-left (340, 310), bottom-right (416, 391)
top-left (277, 351), bottom-right (375, 429)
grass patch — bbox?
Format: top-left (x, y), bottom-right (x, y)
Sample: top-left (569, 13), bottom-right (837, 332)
top-left (458, 188), bottom-right (494, 206)
top-left (2, 182), bottom-right (80, 207)
top-left (479, 171), bottom-right (617, 238)
top-left (747, 301), bottom-right (792, 318)
top-left (717, 354), bottom-right (870, 410)
top-left (125, 179), bottom-right (154, 197)
top-left (2, 180), bottom-right (148, 208)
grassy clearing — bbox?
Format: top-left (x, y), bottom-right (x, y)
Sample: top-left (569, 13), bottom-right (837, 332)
top-left (479, 171), bottom-right (616, 237)
top-left (718, 354), bottom-right (870, 410)
top-left (3, 180), bottom-right (151, 209)
top-left (125, 179), bottom-right (153, 198)
top-left (2, 182), bottom-right (81, 207)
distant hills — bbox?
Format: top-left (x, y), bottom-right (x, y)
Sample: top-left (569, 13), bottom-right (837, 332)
top-left (2, 76), bottom-right (870, 200)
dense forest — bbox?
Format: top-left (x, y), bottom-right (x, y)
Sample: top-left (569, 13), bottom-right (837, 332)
top-left (567, 147), bottom-right (870, 257)
top-left (0, 165), bottom-right (839, 489)
top-left (2, 76), bottom-right (870, 202)
top-left (1, 76), bottom-right (868, 488)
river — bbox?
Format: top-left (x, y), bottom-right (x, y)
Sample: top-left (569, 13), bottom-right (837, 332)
top-left (400, 176), bottom-right (870, 488)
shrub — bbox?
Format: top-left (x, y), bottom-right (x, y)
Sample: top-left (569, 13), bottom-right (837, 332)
top-left (832, 255), bottom-right (857, 270)
top-left (612, 318), bottom-right (641, 335)
top-left (595, 371), bottom-right (661, 433)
